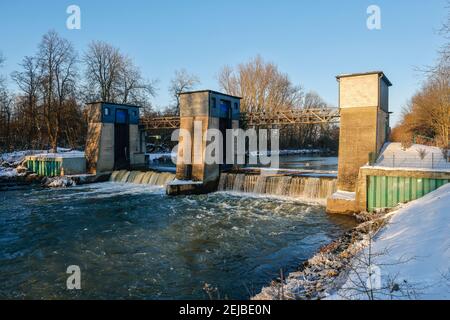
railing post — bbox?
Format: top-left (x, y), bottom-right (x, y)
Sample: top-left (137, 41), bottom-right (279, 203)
top-left (392, 154), bottom-right (395, 167)
top-left (432, 153), bottom-right (434, 169)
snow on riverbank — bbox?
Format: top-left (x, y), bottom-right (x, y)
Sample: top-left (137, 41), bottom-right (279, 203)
top-left (367, 142), bottom-right (450, 171)
top-left (1, 150), bottom-right (45, 166)
top-left (0, 148), bottom-right (84, 179)
top-left (254, 183), bottom-right (450, 300)
top-left (330, 190), bottom-right (355, 201)
top-left (29, 150), bottom-right (85, 159)
top-left (0, 167), bottom-right (18, 177)
top-left (330, 183), bottom-right (450, 300)
top-left (1, 148), bottom-right (81, 165)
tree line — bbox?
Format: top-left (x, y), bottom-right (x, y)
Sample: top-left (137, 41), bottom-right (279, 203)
top-left (217, 55), bottom-right (339, 150)
top-left (0, 31), bottom-right (337, 153)
top-left (0, 30), bottom-right (157, 153)
top-left (391, 5), bottom-right (449, 150)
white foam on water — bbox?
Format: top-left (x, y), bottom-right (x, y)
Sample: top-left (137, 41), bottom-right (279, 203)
top-left (37, 182), bottom-right (166, 202)
top-left (217, 172), bottom-right (338, 205)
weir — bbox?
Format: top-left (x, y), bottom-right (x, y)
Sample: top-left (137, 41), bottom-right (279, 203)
top-left (110, 170), bottom-right (175, 186)
top-left (218, 172), bottom-right (337, 203)
top-left (26, 72), bottom-right (447, 214)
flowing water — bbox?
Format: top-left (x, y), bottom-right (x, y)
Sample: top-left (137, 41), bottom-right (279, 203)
top-left (219, 173), bottom-right (337, 203)
top-left (0, 180), bottom-right (355, 299)
top-left (148, 154), bottom-right (338, 171)
top-left (110, 170), bottom-right (175, 185)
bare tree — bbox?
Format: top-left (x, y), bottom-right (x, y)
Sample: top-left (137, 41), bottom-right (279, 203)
top-left (118, 56), bottom-right (156, 109)
top-left (83, 41), bottom-right (156, 108)
top-left (392, 3), bottom-right (450, 150)
top-left (0, 52), bottom-right (14, 151)
top-left (0, 52), bottom-right (5, 81)
top-left (0, 88), bottom-right (14, 152)
top-left (438, 0), bottom-right (450, 64)
top-left (37, 30), bottom-right (78, 152)
top-left (0, 52), bottom-right (6, 94)
top-left (394, 62), bottom-right (449, 149)
top-left (83, 41), bottom-right (123, 102)
top-left (168, 69), bottom-right (200, 115)
top-left (217, 56), bottom-right (339, 150)
top-left (218, 55), bottom-right (303, 113)
top-left (11, 56), bottom-right (42, 148)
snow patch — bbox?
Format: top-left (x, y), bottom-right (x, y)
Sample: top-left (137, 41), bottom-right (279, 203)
top-left (29, 151), bottom-right (85, 159)
top-left (330, 190), bottom-right (356, 201)
top-left (0, 167), bottom-right (18, 177)
top-left (42, 176), bottom-right (76, 188)
top-left (369, 142), bottom-right (450, 171)
top-left (334, 184), bottom-right (450, 299)
top-left (168, 179), bottom-right (203, 186)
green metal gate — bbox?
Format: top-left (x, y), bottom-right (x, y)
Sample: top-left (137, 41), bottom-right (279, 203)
top-left (367, 176), bottom-right (449, 212)
top-left (26, 159), bottom-right (62, 177)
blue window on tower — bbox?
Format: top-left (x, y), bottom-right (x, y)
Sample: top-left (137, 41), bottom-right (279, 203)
top-left (220, 99), bottom-right (231, 115)
top-left (116, 109), bottom-right (128, 124)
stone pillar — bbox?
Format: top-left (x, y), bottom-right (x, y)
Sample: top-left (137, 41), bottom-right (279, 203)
top-left (85, 102), bottom-right (145, 174)
top-left (168, 90), bottom-right (241, 195)
top-left (327, 72), bottom-right (392, 214)
top-left (336, 72), bottom-right (391, 192)
top-left (85, 103), bottom-right (115, 174)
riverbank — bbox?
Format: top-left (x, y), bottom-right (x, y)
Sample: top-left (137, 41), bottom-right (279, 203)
top-left (253, 183), bottom-right (450, 300)
top-left (253, 210), bottom-right (390, 300)
top-left (0, 148), bottom-right (109, 189)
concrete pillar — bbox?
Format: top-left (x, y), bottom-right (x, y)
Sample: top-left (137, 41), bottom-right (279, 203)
top-left (336, 72), bottom-right (392, 192)
top-left (168, 90), bottom-right (241, 195)
top-left (85, 102), bottom-right (145, 174)
top-left (327, 72), bottom-right (392, 214)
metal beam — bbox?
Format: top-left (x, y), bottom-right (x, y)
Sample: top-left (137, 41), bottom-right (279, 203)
top-left (141, 108), bottom-right (340, 130)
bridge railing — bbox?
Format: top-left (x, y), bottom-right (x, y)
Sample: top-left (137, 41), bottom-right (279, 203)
top-left (242, 108), bottom-right (340, 126)
top-left (141, 107), bottom-right (340, 129)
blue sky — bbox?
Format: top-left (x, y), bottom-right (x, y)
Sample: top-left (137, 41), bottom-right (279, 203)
top-left (0, 0), bottom-right (447, 124)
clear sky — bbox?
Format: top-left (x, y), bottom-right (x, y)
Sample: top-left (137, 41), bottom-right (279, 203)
top-left (0, 0), bottom-right (447, 124)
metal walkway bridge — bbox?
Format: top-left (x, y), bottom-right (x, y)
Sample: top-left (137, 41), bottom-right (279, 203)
top-left (141, 108), bottom-right (340, 130)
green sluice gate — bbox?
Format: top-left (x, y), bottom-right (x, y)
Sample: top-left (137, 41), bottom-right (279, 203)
top-left (367, 175), bottom-right (449, 212)
top-left (26, 159), bottom-right (62, 177)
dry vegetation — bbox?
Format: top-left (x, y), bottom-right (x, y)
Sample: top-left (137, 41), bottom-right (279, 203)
top-left (218, 55), bottom-right (339, 150)
top-left (391, 4), bottom-right (449, 151)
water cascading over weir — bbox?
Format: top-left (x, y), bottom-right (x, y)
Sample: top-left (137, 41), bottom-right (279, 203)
top-left (110, 170), bottom-right (175, 186)
top-left (218, 173), bottom-right (337, 203)
top-left (164, 89), bottom-right (339, 201)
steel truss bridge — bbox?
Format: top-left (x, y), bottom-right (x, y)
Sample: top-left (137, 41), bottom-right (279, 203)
top-left (141, 108), bottom-right (340, 130)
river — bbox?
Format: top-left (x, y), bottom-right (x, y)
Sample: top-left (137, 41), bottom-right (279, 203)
top-left (0, 181), bottom-right (354, 299)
